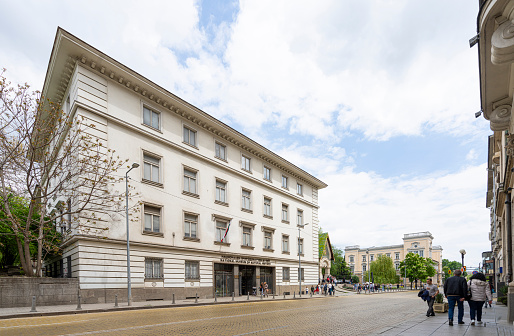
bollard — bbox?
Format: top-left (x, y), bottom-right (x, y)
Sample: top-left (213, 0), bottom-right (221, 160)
top-left (293, 292), bottom-right (296, 299)
top-left (299, 290), bottom-right (302, 297)
top-left (310, 291), bottom-right (312, 298)
top-left (273, 292), bottom-right (275, 299)
top-left (172, 293), bottom-right (175, 304)
top-left (76, 294), bottom-right (82, 310)
top-left (30, 296), bottom-right (37, 312)
top-left (214, 292), bottom-right (217, 303)
top-left (195, 293), bottom-right (198, 304)
top-left (247, 292), bottom-right (250, 300)
top-left (260, 292), bottom-right (263, 300)
top-left (232, 291), bottom-right (235, 301)
top-left (114, 294), bottom-right (119, 307)
top-left (284, 292), bottom-right (286, 299)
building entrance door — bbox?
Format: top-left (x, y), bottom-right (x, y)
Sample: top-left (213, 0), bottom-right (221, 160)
top-left (239, 265), bottom-right (255, 295)
top-left (214, 264), bottom-right (234, 297)
top-left (260, 266), bottom-right (274, 294)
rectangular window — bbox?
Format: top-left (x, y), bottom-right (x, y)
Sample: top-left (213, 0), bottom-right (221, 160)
top-left (298, 268), bottom-right (304, 281)
top-left (297, 209), bottom-right (303, 226)
top-left (298, 238), bottom-right (304, 255)
top-left (183, 126), bottom-right (197, 147)
top-left (215, 180), bottom-right (227, 203)
top-left (263, 197), bottom-right (272, 217)
top-left (183, 169), bottom-right (197, 195)
top-left (242, 227), bottom-right (252, 246)
top-left (143, 154), bottom-right (160, 183)
top-left (395, 253), bottom-right (400, 260)
top-left (145, 258), bottom-right (162, 278)
top-left (242, 189), bottom-right (251, 211)
top-left (184, 213), bottom-right (198, 238)
top-left (241, 155), bottom-right (251, 171)
top-left (215, 142), bottom-right (226, 160)
top-left (143, 107), bottom-right (160, 130)
top-left (283, 267), bottom-right (290, 281)
top-left (395, 263), bottom-right (400, 270)
top-left (281, 175), bottom-right (288, 189)
top-left (185, 261), bottom-right (200, 280)
top-left (386, 253), bottom-right (391, 258)
top-left (362, 255), bottom-right (366, 262)
top-left (350, 265), bottom-right (354, 273)
top-left (216, 220), bottom-right (228, 242)
top-left (349, 256), bottom-right (354, 263)
top-left (297, 183), bottom-right (303, 196)
top-left (264, 231), bottom-right (272, 250)
top-left (282, 204), bottom-right (289, 222)
top-left (282, 235), bottom-right (289, 252)
top-left (144, 205), bottom-right (161, 233)
top-left (363, 264), bottom-right (367, 272)
top-left (419, 250), bottom-right (424, 257)
top-left (263, 166), bottom-right (271, 181)
top-left (370, 255), bottom-right (374, 261)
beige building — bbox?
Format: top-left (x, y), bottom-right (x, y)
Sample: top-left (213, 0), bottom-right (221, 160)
top-left (40, 28), bottom-right (327, 303)
top-left (345, 232), bottom-right (443, 285)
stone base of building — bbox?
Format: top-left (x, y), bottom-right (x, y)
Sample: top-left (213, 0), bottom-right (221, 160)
top-left (79, 287), bottom-right (214, 304)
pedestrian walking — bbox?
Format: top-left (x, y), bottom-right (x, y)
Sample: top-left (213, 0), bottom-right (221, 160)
top-left (467, 272), bottom-right (492, 325)
top-left (424, 278), bottom-right (439, 317)
top-left (443, 269), bottom-right (468, 326)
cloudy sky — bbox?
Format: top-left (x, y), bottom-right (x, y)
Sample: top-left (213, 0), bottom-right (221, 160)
top-left (0, 0), bottom-right (490, 267)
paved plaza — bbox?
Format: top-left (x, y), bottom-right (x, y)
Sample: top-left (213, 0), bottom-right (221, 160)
top-left (0, 290), bottom-right (513, 335)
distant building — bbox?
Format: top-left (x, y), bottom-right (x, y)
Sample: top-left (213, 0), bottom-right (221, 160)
top-left (318, 232), bottom-right (334, 281)
top-left (344, 232), bottom-right (443, 285)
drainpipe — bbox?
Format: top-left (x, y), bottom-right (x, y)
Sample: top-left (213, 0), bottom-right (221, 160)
top-left (507, 190), bottom-right (512, 284)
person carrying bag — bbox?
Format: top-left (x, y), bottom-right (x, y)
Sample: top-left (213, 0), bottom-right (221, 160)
top-left (467, 272), bottom-right (493, 325)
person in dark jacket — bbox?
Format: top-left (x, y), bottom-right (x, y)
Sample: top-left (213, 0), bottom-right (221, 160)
top-left (443, 269), bottom-right (468, 326)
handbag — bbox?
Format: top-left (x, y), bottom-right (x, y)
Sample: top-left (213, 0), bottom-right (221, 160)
top-left (465, 280), bottom-right (473, 301)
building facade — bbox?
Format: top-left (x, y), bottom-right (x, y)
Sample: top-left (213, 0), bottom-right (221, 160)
top-left (41, 29), bottom-right (327, 303)
top-left (344, 232), bottom-right (443, 285)
top-left (478, 0), bottom-right (514, 295)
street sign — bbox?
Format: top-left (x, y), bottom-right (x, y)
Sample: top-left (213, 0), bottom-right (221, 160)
top-left (472, 271), bottom-right (477, 275)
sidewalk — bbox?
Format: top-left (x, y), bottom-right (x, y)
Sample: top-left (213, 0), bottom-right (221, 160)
top-left (372, 301), bottom-right (514, 336)
top-left (0, 291), bottom-right (336, 320)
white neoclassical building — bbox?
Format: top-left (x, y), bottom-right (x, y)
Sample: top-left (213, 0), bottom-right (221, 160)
top-left (41, 28), bottom-right (327, 303)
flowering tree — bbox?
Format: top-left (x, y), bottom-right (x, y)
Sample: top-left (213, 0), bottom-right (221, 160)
top-left (0, 70), bottom-right (134, 276)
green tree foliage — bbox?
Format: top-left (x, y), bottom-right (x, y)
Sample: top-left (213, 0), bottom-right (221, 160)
top-left (442, 259), bottom-right (466, 279)
top-left (399, 253), bottom-right (437, 285)
top-left (363, 255), bottom-right (397, 284)
top-left (351, 275), bottom-right (360, 284)
top-left (0, 196), bottom-right (60, 268)
top-left (330, 247), bottom-right (351, 280)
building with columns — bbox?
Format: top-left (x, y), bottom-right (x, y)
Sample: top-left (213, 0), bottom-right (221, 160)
top-left (41, 28), bottom-right (327, 303)
top-left (478, 0), bottom-right (514, 297)
top-left (345, 232), bottom-right (443, 285)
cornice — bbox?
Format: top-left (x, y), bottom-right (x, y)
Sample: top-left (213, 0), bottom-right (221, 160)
top-left (62, 234), bottom-right (319, 265)
top-left (43, 28), bottom-right (327, 190)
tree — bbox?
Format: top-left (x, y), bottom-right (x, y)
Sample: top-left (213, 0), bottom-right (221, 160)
top-left (351, 275), bottom-right (360, 284)
top-left (399, 253), bottom-right (436, 288)
top-left (363, 255), bottom-right (397, 284)
top-left (442, 259), bottom-right (466, 280)
top-left (0, 70), bottom-right (132, 276)
top-left (330, 247), bottom-right (351, 280)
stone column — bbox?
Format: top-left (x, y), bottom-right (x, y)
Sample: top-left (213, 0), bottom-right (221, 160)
top-left (233, 265), bottom-right (239, 296)
top-left (508, 282), bottom-right (514, 323)
top-left (256, 266), bottom-right (260, 293)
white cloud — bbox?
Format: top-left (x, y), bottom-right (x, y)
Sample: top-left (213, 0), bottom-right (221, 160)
top-left (466, 149), bottom-right (478, 161)
top-left (319, 164), bottom-right (490, 267)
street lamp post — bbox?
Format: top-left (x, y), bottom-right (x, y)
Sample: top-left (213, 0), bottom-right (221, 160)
top-left (459, 249), bottom-right (466, 273)
top-left (125, 162), bottom-right (139, 306)
top-left (366, 249), bottom-right (370, 293)
top-left (298, 223), bottom-right (309, 295)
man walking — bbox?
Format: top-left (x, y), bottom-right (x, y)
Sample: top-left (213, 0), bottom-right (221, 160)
top-left (443, 269), bottom-right (468, 326)
top-left (424, 278), bottom-right (439, 317)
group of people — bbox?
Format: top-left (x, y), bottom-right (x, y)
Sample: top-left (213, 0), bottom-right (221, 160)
top-left (355, 282), bottom-right (403, 294)
top-left (258, 282), bottom-right (269, 297)
top-left (422, 270), bottom-right (493, 326)
top-left (311, 282), bottom-right (337, 295)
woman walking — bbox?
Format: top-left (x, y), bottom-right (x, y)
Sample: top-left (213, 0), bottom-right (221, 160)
top-left (467, 272), bottom-right (493, 325)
